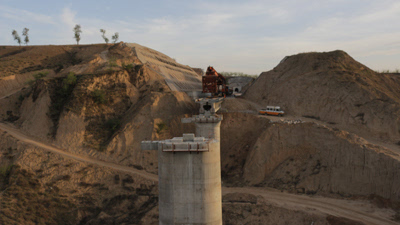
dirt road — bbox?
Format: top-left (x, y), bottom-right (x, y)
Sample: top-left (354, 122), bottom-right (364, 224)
top-left (0, 122), bottom-right (397, 225)
top-left (224, 187), bottom-right (398, 225)
top-left (0, 123), bottom-right (158, 182)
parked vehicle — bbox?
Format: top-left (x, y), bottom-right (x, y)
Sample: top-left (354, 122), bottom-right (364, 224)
top-left (259, 106), bottom-right (285, 117)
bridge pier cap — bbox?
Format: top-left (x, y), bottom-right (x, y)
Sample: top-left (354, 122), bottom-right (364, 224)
top-left (181, 98), bottom-right (224, 125)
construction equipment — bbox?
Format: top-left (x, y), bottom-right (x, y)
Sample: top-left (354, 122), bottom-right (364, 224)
top-left (202, 66), bottom-right (233, 97)
top-left (259, 106), bottom-right (285, 117)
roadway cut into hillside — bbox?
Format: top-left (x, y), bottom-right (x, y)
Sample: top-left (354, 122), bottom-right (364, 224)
top-left (0, 122), bottom-right (397, 225)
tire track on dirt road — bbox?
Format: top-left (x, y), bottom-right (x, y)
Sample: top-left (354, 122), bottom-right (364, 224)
top-left (224, 187), bottom-right (398, 225)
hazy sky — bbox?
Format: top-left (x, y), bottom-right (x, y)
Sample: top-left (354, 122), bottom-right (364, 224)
top-left (0, 0), bottom-right (399, 74)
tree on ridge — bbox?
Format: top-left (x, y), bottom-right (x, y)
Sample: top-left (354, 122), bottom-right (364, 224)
top-left (112, 32), bottom-right (119, 43)
top-left (11, 30), bottom-right (21, 46)
top-left (22, 28), bottom-right (29, 45)
top-left (74, 24), bottom-right (82, 45)
top-left (100, 29), bottom-right (109, 44)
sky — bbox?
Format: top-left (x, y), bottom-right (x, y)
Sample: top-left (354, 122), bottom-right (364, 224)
top-left (0, 0), bottom-right (399, 74)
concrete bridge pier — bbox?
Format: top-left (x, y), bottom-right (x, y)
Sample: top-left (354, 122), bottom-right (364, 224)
top-left (141, 98), bottom-right (224, 225)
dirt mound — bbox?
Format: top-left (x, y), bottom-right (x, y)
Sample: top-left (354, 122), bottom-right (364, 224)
top-left (244, 50), bottom-right (400, 142)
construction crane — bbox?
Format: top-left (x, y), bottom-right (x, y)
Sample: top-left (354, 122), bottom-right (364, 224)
top-left (202, 66), bottom-right (233, 97)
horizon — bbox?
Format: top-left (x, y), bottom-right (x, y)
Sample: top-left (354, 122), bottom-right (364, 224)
top-left (1, 0), bottom-right (399, 74)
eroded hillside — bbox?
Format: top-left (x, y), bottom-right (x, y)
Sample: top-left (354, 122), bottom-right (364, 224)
top-left (0, 43), bottom-right (200, 174)
top-left (1, 46), bottom-right (400, 224)
top-left (244, 50), bottom-right (400, 142)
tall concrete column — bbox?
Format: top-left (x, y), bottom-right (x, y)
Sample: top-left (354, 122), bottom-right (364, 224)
top-left (141, 98), bottom-right (224, 225)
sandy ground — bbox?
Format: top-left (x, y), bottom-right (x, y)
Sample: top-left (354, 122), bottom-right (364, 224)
top-left (0, 121), bottom-right (397, 225)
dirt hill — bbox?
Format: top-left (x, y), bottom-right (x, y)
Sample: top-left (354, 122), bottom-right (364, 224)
top-left (244, 50), bottom-right (400, 142)
top-left (0, 43), bottom-right (201, 173)
top-left (0, 43), bottom-right (200, 224)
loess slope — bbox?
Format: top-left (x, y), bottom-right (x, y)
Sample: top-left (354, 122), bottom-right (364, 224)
top-left (1, 46), bottom-right (400, 224)
top-left (244, 50), bottom-right (400, 142)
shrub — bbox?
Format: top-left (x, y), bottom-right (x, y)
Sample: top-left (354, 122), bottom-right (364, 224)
top-left (0, 164), bottom-right (13, 178)
top-left (122, 63), bottom-right (134, 71)
top-left (62, 72), bottom-right (77, 92)
top-left (25, 79), bottom-right (35, 86)
top-left (376, 69), bottom-right (400, 74)
top-left (108, 57), bottom-right (118, 68)
top-left (24, 71), bottom-right (49, 87)
top-left (18, 94), bottom-right (25, 102)
top-left (54, 63), bottom-right (64, 73)
top-left (105, 118), bottom-right (121, 132)
top-left (33, 71), bottom-right (48, 80)
top-left (156, 122), bottom-right (168, 134)
top-left (91, 89), bottom-right (107, 104)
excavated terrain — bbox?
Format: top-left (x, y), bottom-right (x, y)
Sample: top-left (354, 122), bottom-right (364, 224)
top-left (1, 45), bottom-right (400, 224)
top-left (244, 50), bottom-right (400, 143)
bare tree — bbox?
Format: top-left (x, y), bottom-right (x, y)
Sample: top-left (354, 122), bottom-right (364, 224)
top-left (11, 30), bottom-right (21, 46)
top-left (22, 28), bottom-right (29, 45)
top-left (73, 24), bottom-right (82, 45)
top-left (100, 29), bottom-right (109, 44)
top-left (112, 32), bottom-right (119, 43)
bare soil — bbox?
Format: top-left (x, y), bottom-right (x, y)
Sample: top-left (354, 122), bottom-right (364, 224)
top-left (0, 123), bottom-right (397, 225)
top-left (1, 45), bottom-right (400, 224)
top-left (244, 50), bottom-right (400, 142)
